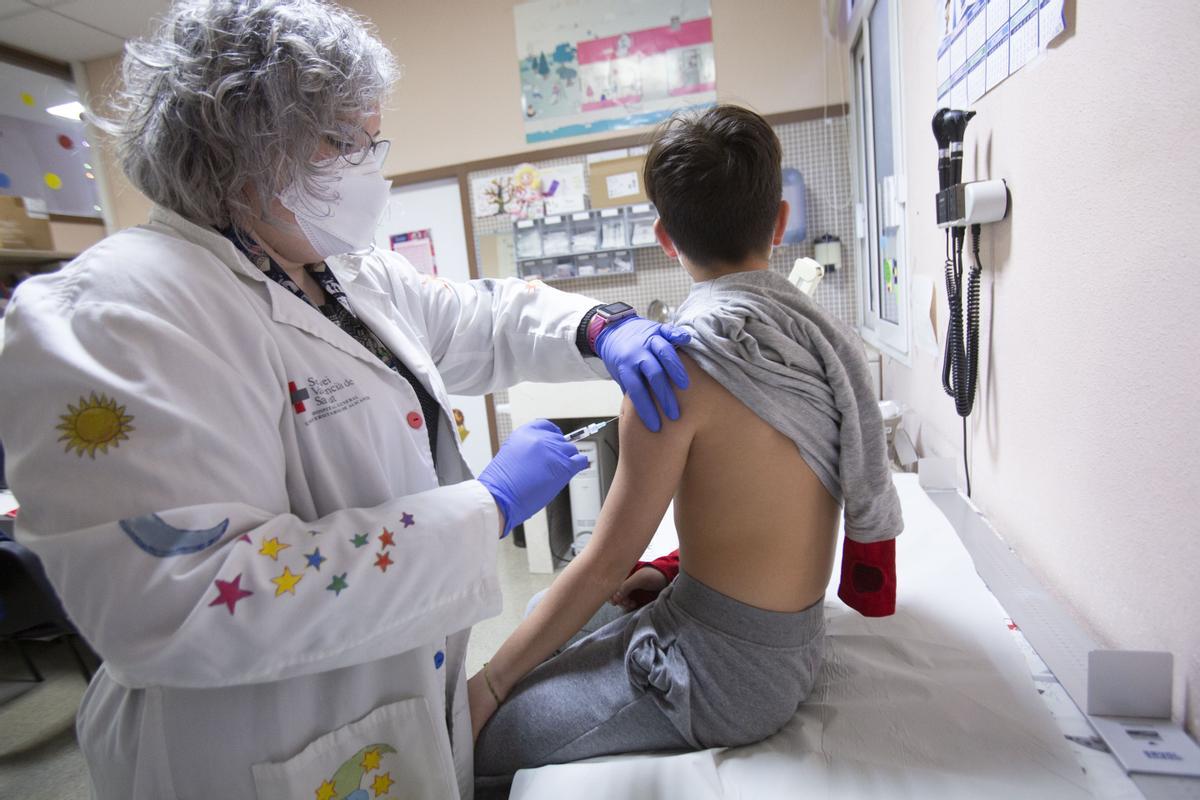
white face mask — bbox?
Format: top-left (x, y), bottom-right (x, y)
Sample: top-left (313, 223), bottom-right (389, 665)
top-left (278, 151), bottom-right (392, 259)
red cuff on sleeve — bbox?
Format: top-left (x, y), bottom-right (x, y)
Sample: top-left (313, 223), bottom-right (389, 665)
top-left (626, 550), bottom-right (680, 608)
top-left (635, 551), bottom-right (680, 583)
top-left (837, 537), bottom-right (896, 617)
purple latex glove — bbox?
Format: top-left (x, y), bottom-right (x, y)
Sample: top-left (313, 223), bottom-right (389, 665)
top-left (478, 420), bottom-right (589, 537)
top-left (594, 317), bottom-right (691, 432)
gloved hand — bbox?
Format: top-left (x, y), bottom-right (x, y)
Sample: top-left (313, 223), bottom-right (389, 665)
top-left (478, 419), bottom-right (589, 537)
top-left (594, 317), bottom-right (691, 432)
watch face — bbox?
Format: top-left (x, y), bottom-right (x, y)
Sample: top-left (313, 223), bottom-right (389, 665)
top-left (600, 301), bottom-right (634, 317)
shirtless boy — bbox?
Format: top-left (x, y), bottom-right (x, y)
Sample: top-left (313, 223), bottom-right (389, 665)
top-left (470, 105), bottom-right (902, 789)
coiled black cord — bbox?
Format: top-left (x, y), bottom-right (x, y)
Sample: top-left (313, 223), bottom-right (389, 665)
top-left (942, 224), bottom-right (983, 495)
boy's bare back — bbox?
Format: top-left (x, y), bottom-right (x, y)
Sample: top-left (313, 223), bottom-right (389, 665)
top-left (618, 355), bottom-right (841, 613)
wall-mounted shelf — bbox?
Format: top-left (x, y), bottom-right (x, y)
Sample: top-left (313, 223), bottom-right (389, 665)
top-left (0, 249), bottom-right (78, 264)
top-left (513, 203), bottom-right (659, 281)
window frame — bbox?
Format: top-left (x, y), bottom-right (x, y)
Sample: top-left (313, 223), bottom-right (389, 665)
top-left (848, 0), bottom-right (912, 363)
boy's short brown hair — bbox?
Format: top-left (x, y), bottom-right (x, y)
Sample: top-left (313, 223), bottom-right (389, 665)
top-left (643, 105), bottom-right (782, 268)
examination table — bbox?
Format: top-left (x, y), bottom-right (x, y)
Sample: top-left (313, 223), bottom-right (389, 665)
top-left (509, 474), bottom-right (1099, 800)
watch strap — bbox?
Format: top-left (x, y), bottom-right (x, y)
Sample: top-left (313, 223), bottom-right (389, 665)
top-left (576, 305), bottom-right (605, 357)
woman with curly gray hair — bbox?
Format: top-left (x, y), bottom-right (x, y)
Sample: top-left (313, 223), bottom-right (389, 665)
top-left (0, 1), bottom-right (691, 797)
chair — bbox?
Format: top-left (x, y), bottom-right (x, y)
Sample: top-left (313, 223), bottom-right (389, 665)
top-left (0, 529), bottom-right (98, 684)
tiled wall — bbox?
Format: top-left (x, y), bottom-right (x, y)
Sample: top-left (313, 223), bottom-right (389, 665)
top-left (469, 114), bottom-right (856, 442)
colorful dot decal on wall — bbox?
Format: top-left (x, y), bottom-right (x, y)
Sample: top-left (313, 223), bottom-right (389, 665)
top-left (0, 173), bottom-right (10, 190)
top-left (20, 92), bottom-right (35, 107)
top-left (44, 173), bottom-right (63, 190)
top-left (57, 134), bottom-right (73, 150)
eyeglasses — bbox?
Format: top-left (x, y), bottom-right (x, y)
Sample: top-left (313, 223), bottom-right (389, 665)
top-left (324, 128), bottom-right (391, 167)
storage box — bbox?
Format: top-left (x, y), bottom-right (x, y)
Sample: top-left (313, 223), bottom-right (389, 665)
top-left (587, 155), bottom-right (648, 209)
top-left (0, 197), bottom-right (54, 251)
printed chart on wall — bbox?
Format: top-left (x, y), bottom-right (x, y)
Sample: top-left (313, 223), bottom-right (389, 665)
top-left (935, 0), bottom-right (1065, 109)
top-left (390, 229), bottom-right (437, 276)
top-left (514, 0), bottom-right (717, 143)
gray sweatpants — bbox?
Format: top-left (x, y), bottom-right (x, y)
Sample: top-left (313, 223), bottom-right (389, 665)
top-left (475, 569), bottom-right (825, 791)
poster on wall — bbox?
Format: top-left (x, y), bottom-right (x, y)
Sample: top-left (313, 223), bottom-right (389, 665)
top-left (513, 0), bottom-right (717, 144)
top-left (390, 229), bottom-right (437, 275)
top-left (934, 0), bottom-right (1065, 109)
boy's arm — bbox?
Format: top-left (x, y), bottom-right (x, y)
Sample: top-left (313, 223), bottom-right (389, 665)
top-left (479, 370), bottom-right (699, 704)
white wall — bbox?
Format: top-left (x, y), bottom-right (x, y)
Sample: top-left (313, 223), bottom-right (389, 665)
top-left (886, 3), bottom-right (1200, 731)
top-left (84, 0), bottom-right (843, 231)
top-left (344, 0), bottom-right (844, 172)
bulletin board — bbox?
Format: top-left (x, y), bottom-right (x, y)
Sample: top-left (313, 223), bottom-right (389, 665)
top-left (514, 0), bottom-right (717, 143)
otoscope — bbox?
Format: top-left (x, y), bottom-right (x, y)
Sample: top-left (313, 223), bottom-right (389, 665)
top-left (932, 108), bottom-right (976, 191)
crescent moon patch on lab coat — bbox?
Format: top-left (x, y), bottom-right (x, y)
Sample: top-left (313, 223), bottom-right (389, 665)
top-left (119, 513), bottom-right (230, 557)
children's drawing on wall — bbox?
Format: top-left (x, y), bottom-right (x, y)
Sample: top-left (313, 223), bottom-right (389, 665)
top-left (520, 42), bottom-right (581, 122)
top-left (514, 0), bottom-right (717, 143)
top-left (508, 163), bottom-right (545, 220)
top-left (471, 175), bottom-right (514, 218)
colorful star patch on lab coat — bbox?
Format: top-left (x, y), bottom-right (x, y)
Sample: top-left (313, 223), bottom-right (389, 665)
top-left (327, 573), bottom-right (349, 596)
top-left (304, 548), bottom-right (327, 570)
top-left (259, 536), bottom-right (290, 560)
top-left (313, 743), bottom-right (397, 800)
top-left (271, 566), bottom-right (303, 597)
top-left (208, 574), bottom-right (253, 615)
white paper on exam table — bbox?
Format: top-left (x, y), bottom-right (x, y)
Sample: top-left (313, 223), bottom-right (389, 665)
top-left (511, 475), bottom-right (1092, 800)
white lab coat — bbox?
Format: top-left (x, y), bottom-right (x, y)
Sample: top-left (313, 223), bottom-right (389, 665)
top-left (0, 207), bottom-right (607, 799)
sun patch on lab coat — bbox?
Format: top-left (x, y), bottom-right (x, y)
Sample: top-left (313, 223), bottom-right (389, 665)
top-left (57, 392), bottom-right (134, 457)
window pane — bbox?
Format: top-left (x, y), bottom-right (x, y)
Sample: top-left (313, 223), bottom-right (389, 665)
top-left (854, 43), bottom-right (877, 318)
top-left (869, 0), bottom-right (901, 324)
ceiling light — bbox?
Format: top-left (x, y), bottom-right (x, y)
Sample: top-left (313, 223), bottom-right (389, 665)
top-left (46, 101), bottom-right (85, 120)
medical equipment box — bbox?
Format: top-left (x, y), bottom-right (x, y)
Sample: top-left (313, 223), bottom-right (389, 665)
top-left (0, 197), bottom-right (54, 251)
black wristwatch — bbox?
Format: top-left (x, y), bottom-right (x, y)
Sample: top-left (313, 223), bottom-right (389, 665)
top-left (576, 302), bottom-right (636, 356)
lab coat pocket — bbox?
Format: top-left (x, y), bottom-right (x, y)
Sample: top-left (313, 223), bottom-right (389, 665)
top-left (251, 696), bottom-right (459, 800)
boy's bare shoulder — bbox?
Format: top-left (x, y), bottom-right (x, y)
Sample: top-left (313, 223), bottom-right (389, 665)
top-left (677, 350), bottom-right (744, 420)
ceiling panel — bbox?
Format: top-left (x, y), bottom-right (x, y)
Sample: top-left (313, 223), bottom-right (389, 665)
top-left (0, 1), bottom-right (34, 20)
top-left (0, 8), bottom-right (124, 61)
top-left (50, 0), bottom-right (170, 41)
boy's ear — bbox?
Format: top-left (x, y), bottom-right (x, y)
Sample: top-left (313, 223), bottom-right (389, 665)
top-left (772, 200), bottom-right (790, 246)
top-left (653, 218), bottom-right (679, 258)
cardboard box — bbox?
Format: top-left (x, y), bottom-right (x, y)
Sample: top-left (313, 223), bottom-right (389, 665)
top-left (0, 197), bottom-right (54, 251)
top-left (587, 155), bottom-right (648, 209)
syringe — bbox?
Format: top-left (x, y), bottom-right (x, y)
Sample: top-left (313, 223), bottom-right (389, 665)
top-left (563, 416), bottom-right (618, 443)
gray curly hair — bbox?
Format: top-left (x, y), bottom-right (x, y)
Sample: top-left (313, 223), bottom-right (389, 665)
top-left (96, 0), bottom-right (397, 228)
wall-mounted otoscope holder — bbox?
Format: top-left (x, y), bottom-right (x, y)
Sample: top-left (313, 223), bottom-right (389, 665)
top-left (936, 178), bottom-right (1009, 228)
top-left (931, 107), bottom-right (1010, 229)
